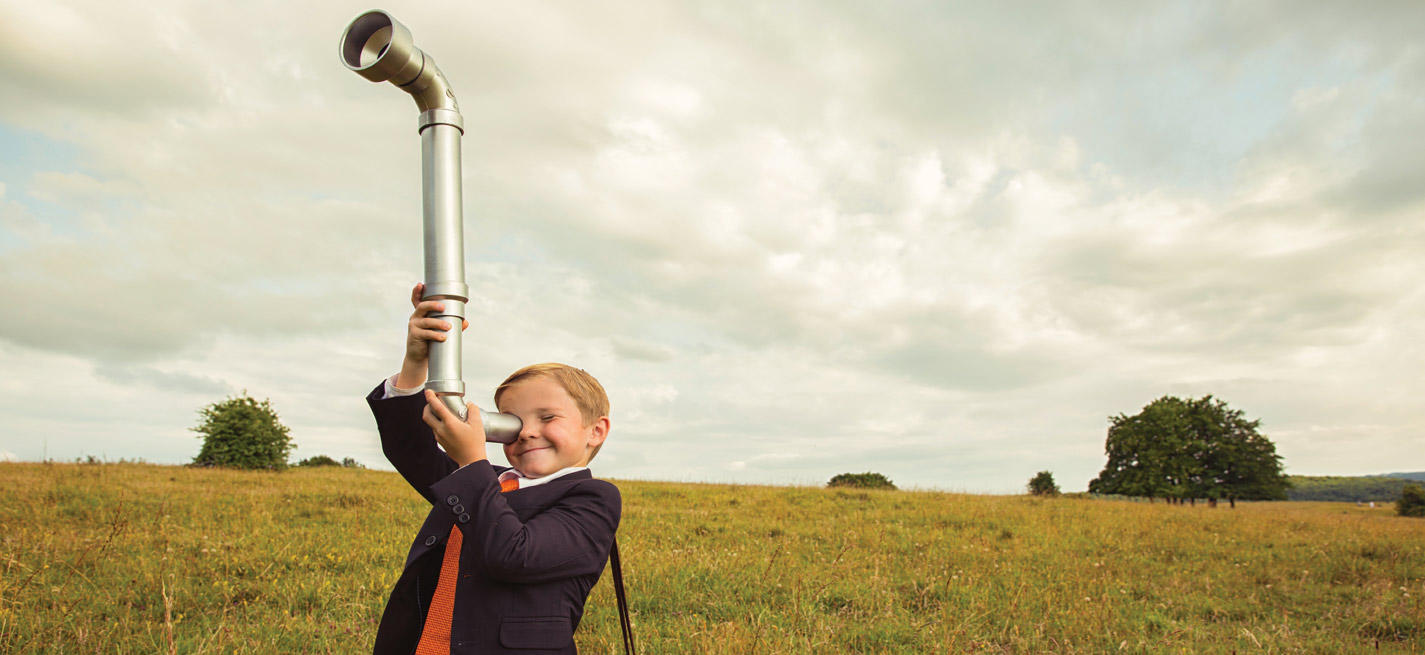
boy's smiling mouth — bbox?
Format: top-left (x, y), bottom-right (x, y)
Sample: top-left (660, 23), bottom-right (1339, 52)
top-left (518, 446), bottom-right (550, 456)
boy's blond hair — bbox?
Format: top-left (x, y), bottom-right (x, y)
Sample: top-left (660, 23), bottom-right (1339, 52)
top-left (494, 363), bottom-right (610, 460)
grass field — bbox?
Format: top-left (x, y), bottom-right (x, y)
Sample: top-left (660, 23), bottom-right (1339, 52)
top-left (2, 462), bottom-right (1422, 653)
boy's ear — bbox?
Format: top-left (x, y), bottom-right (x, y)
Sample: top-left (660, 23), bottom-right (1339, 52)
top-left (586, 416), bottom-right (610, 448)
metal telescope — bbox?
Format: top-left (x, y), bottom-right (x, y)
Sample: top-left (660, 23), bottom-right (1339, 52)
top-left (340, 9), bottom-right (522, 443)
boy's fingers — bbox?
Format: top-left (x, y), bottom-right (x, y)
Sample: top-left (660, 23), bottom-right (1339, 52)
top-left (425, 390), bottom-right (454, 421)
top-left (415, 330), bottom-right (447, 342)
top-left (461, 319), bottom-right (469, 331)
top-left (410, 283), bottom-right (424, 308)
top-left (414, 318), bottom-right (451, 331)
top-left (412, 300), bottom-right (446, 318)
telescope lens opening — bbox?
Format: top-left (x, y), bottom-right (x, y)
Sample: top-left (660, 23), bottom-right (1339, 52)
top-left (341, 12), bottom-right (394, 70)
top-left (362, 27), bottom-right (392, 67)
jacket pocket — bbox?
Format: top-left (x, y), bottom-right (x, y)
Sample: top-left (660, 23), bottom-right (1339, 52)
top-left (498, 616), bottom-right (573, 650)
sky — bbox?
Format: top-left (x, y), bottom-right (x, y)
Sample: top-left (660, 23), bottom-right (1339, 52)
top-left (0, 1), bottom-right (1421, 492)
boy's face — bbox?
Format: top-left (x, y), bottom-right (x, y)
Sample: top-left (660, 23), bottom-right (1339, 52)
top-left (497, 375), bottom-right (609, 478)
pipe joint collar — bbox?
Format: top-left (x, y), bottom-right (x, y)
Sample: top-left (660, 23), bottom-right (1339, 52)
top-left (424, 379), bottom-right (465, 395)
top-left (419, 108), bottom-right (465, 133)
top-left (421, 281), bottom-right (469, 302)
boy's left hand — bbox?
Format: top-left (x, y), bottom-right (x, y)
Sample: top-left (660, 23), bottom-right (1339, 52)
top-left (422, 389), bottom-right (488, 467)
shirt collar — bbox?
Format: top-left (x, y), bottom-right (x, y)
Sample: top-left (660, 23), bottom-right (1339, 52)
top-left (498, 466), bottom-right (588, 490)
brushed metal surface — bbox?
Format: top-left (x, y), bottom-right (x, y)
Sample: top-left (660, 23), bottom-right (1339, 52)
top-left (341, 10), bottom-right (522, 444)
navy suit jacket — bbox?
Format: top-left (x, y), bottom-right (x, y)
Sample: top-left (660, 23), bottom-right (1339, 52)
top-left (367, 383), bottom-right (621, 655)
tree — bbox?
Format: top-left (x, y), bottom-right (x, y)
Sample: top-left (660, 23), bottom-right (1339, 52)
top-left (1028, 471), bottom-right (1060, 496)
top-left (1195, 396), bottom-right (1289, 507)
top-left (827, 472), bottom-right (897, 490)
top-left (1399, 484), bottom-right (1425, 518)
top-left (1088, 395), bottom-right (1288, 507)
top-left (191, 393), bottom-right (294, 470)
top-left (1088, 396), bottom-right (1197, 502)
top-left (296, 455), bottom-right (341, 467)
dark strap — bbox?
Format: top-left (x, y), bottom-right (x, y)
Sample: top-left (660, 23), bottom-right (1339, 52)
top-left (610, 539), bottom-right (635, 655)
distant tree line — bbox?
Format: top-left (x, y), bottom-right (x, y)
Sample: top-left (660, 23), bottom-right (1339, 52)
top-left (296, 455), bottom-right (366, 469)
top-left (1088, 395), bottom-right (1289, 507)
top-left (1287, 474), bottom-right (1425, 503)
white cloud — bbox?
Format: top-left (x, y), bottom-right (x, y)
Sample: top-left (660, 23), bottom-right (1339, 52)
top-left (1, 1), bottom-right (1422, 489)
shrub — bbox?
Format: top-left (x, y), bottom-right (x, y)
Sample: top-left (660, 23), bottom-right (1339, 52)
top-left (341, 457), bottom-right (366, 469)
top-left (191, 393), bottom-right (294, 470)
top-left (828, 472), bottom-right (896, 490)
top-left (1398, 483), bottom-right (1425, 518)
top-left (1028, 471), bottom-right (1061, 496)
top-left (296, 455), bottom-right (342, 467)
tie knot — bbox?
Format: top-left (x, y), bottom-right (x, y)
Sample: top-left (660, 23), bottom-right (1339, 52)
top-left (500, 478), bottom-right (520, 493)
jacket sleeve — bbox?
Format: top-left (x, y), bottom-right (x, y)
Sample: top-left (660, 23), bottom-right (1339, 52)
top-left (429, 462), bottom-right (622, 584)
top-left (366, 381), bottom-right (456, 505)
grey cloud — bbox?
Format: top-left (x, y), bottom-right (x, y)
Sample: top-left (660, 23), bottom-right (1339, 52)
top-left (1040, 228), bottom-right (1395, 358)
top-left (610, 336), bottom-right (674, 362)
top-left (94, 362), bottom-right (229, 395)
top-left (872, 339), bottom-right (1060, 392)
top-left (0, 3), bottom-right (213, 120)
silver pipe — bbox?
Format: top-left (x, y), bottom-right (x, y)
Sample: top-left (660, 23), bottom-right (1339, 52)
top-left (341, 10), bottom-right (522, 443)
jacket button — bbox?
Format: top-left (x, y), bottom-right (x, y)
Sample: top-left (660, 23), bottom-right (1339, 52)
top-left (446, 495), bottom-right (459, 506)
top-left (424, 535), bottom-right (438, 546)
top-left (452, 504), bottom-right (465, 515)
top-left (458, 513), bottom-right (470, 524)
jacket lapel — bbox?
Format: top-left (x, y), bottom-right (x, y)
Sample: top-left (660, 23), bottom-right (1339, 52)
top-left (501, 469), bottom-right (593, 514)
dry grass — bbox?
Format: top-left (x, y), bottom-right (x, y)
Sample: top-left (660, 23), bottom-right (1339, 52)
top-left (2, 462), bottom-right (1421, 653)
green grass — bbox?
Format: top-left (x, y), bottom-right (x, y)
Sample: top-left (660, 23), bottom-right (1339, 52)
top-left (2, 463), bottom-right (1422, 653)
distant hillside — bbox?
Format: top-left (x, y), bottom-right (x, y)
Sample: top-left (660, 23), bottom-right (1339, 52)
top-left (1378, 471), bottom-right (1425, 482)
top-left (1288, 472), bottom-right (1425, 502)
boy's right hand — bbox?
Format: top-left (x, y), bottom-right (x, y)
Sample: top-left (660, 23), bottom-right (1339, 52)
top-left (398, 283), bottom-right (469, 388)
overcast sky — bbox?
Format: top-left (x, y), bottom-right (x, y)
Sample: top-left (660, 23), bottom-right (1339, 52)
top-left (1, 1), bottom-right (1421, 492)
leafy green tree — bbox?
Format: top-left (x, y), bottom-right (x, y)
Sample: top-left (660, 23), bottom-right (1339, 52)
top-left (1399, 484), bottom-right (1425, 518)
top-left (1089, 396), bottom-right (1196, 502)
top-left (1028, 471), bottom-right (1060, 496)
top-left (1195, 396), bottom-right (1289, 507)
top-left (1089, 395), bottom-right (1287, 506)
top-left (341, 457), bottom-right (366, 469)
top-left (191, 393), bottom-right (294, 470)
top-left (827, 472), bottom-right (896, 490)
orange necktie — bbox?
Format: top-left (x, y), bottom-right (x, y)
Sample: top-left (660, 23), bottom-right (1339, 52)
top-left (414, 477), bottom-right (520, 655)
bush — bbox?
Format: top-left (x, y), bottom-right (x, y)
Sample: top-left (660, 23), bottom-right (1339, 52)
top-left (341, 457), bottom-right (366, 469)
top-left (296, 455), bottom-right (341, 467)
top-left (828, 472), bottom-right (897, 490)
top-left (1028, 471), bottom-right (1061, 496)
top-left (191, 393), bottom-right (294, 470)
top-left (1398, 483), bottom-right (1425, 518)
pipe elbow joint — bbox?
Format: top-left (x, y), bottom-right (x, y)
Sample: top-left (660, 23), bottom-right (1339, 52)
top-left (340, 10), bottom-right (460, 114)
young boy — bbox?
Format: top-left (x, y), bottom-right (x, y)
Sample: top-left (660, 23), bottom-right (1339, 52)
top-left (365, 283), bottom-right (620, 654)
